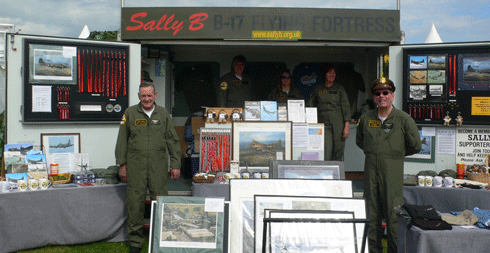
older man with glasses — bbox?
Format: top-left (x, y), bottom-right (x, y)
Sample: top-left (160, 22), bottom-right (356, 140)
top-left (356, 77), bottom-right (421, 253)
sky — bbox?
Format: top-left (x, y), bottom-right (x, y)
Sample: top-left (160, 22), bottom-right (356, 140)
top-left (1, 0), bottom-right (490, 44)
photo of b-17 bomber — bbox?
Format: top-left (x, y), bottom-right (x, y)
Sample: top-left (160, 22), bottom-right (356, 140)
top-left (239, 131), bottom-right (286, 167)
top-left (160, 203), bottom-right (217, 244)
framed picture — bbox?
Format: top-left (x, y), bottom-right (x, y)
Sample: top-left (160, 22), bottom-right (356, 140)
top-left (28, 43), bottom-right (77, 84)
top-left (229, 179), bottom-right (353, 253)
top-left (458, 53), bottom-right (490, 91)
top-left (254, 195), bottom-right (367, 253)
top-left (266, 210), bottom-right (357, 253)
top-left (232, 121), bottom-right (292, 169)
top-left (270, 160), bottom-right (345, 179)
top-left (405, 130), bottom-right (435, 163)
top-left (148, 196), bottom-right (225, 253)
top-left (41, 133), bottom-right (80, 156)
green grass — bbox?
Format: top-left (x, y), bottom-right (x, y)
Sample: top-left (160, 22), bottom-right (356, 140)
top-left (17, 237), bottom-right (149, 253)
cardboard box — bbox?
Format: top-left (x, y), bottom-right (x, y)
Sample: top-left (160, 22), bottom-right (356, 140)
top-left (191, 117), bottom-right (206, 135)
top-left (174, 126), bottom-right (186, 158)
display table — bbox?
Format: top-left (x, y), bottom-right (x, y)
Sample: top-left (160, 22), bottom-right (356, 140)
top-left (398, 214), bottom-right (490, 253)
top-left (192, 181), bottom-right (230, 201)
top-left (0, 183), bottom-right (127, 253)
top-left (403, 186), bottom-right (490, 212)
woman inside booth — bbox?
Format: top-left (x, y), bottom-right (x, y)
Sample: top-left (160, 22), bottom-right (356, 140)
top-left (306, 64), bottom-right (351, 161)
top-left (267, 69), bottom-right (303, 103)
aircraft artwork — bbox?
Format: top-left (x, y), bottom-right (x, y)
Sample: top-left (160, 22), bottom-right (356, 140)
top-left (49, 139), bottom-right (74, 149)
top-left (249, 139), bottom-right (283, 151)
top-left (38, 58), bottom-right (69, 69)
top-left (411, 59), bottom-right (425, 65)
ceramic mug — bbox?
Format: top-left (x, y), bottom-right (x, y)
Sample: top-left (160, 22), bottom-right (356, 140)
top-left (444, 177), bottom-right (454, 187)
top-left (434, 176), bottom-right (443, 187)
top-left (29, 179), bottom-right (39, 191)
top-left (417, 175), bottom-right (426, 186)
top-left (425, 176), bottom-right (433, 187)
top-left (0, 181), bottom-right (10, 192)
top-left (39, 178), bottom-right (51, 190)
top-left (18, 180), bottom-right (28, 191)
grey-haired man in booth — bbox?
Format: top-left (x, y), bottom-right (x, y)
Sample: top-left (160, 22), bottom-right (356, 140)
top-left (356, 77), bottom-right (421, 253)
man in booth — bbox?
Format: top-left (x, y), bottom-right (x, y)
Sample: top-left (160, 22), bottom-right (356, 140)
top-left (115, 82), bottom-right (181, 253)
top-left (356, 77), bottom-right (421, 253)
top-left (218, 54), bottom-right (254, 108)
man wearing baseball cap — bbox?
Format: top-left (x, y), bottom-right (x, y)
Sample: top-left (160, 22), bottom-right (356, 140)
top-left (356, 77), bottom-right (421, 253)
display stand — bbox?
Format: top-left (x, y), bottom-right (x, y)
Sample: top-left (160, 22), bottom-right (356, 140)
top-left (262, 216), bottom-right (369, 253)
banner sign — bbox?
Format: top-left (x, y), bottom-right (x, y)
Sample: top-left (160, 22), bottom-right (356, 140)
top-left (121, 7), bottom-right (400, 42)
top-left (456, 127), bottom-right (490, 164)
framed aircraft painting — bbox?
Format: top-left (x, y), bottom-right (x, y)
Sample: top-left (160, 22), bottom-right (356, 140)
top-left (41, 133), bottom-right (80, 156)
top-left (232, 121), bottom-right (292, 169)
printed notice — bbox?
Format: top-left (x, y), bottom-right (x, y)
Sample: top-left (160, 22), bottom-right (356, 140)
top-left (472, 97), bottom-right (490, 115)
top-left (32, 85), bottom-right (52, 112)
top-left (205, 198), bottom-right (224, 212)
top-left (437, 129), bottom-right (455, 154)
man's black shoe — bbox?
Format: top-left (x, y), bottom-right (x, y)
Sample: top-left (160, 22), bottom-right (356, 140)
top-left (129, 247), bottom-right (141, 253)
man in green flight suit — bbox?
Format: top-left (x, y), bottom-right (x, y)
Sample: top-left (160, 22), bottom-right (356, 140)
top-left (115, 82), bottom-right (181, 253)
top-left (356, 77), bottom-right (421, 253)
top-left (218, 54), bottom-right (254, 108)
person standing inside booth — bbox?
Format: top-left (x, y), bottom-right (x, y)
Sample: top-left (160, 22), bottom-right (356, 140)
top-left (267, 69), bottom-right (304, 103)
top-left (218, 54), bottom-right (254, 108)
top-left (115, 82), bottom-right (181, 253)
top-left (356, 77), bottom-right (421, 253)
top-left (306, 64), bottom-right (351, 161)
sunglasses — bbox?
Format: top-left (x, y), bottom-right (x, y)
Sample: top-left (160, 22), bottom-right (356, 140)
top-left (281, 75), bottom-right (291, 79)
top-left (374, 91), bottom-right (391, 96)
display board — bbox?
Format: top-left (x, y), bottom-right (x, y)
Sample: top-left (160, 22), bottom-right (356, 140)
top-left (23, 38), bottom-right (129, 123)
top-left (403, 45), bottom-right (490, 125)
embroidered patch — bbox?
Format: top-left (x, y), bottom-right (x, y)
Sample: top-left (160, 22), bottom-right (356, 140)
top-left (120, 114), bottom-right (126, 125)
top-left (220, 81), bottom-right (228, 90)
top-left (319, 89), bottom-right (327, 94)
top-left (369, 120), bottom-right (381, 127)
top-left (150, 119), bottom-right (161, 125)
top-left (135, 119), bottom-right (147, 126)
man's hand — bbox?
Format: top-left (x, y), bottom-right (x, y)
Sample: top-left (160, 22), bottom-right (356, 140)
top-left (119, 164), bottom-right (127, 182)
top-left (170, 168), bottom-right (180, 180)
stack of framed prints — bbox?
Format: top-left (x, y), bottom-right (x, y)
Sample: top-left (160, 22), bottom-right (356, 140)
top-left (254, 195), bottom-right (367, 253)
top-left (148, 196), bottom-right (225, 253)
top-left (229, 179), bottom-right (353, 253)
top-left (270, 160), bottom-right (345, 179)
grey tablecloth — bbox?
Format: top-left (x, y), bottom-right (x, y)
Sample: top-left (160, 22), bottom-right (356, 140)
top-left (398, 215), bottom-right (490, 253)
top-left (192, 181), bottom-right (230, 201)
top-left (0, 184), bottom-right (127, 253)
top-left (403, 186), bottom-right (490, 212)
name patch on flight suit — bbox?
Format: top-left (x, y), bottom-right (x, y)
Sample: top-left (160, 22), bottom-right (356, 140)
top-left (369, 120), bottom-right (381, 127)
top-left (278, 94), bottom-right (286, 99)
top-left (328, 91), bottom-right (338, 94)
top-left (319, 89), bottom-right (327, 94)
top-left (150, 119), bottom-right (161, 125)
top-left (383, 123), bottom-right (394, 132)
top-left (135, 119), bottom-right (147, 126)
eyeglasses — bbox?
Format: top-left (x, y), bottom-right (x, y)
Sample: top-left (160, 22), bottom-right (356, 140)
top-left (281, 75), bottom-right (291, 79)
top-left (374, 91), bottom-right (391, 96)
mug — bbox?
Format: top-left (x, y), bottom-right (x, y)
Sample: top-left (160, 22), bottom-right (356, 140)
top-left (18, 180), bottom-right (28, 191)
top-left (242, 172), bottom-right (250, 179)
top-left (444, 177), bottom-right (454, 187)
top-left (417, 175), bottom-right (426, 186)
top-left (0, 181), bottom-right (10, 192)
top-left (425, 176), bottom-right (433, 187)
top-left (39, 178), bottom-right (51, 190)
top-left (29, 179), bottom-right (39, 191)
top-left (434, 176), bottom-right (443, 187)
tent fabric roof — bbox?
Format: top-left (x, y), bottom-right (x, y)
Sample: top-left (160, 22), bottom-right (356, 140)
top-left (424, 23), bottom-right (443, 43)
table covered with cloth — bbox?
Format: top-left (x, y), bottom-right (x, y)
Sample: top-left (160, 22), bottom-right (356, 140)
top-left (0, 183), bottom-right (127, 253)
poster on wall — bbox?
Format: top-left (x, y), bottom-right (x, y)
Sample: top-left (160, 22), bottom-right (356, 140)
top-left (455, 127), bottom-right (490, 165)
